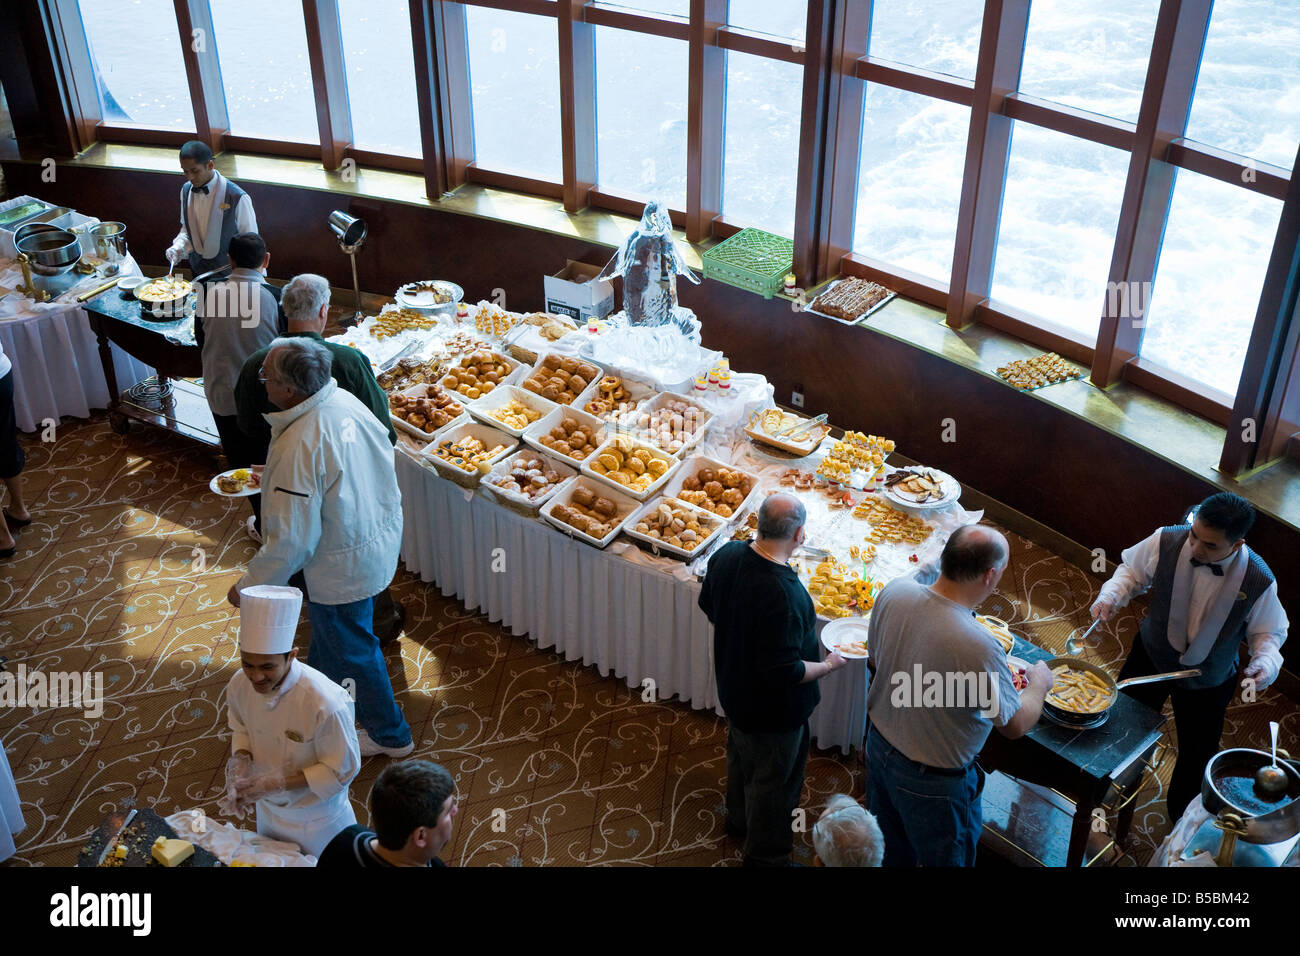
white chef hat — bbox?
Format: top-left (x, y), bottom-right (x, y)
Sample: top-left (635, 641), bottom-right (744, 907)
top-left (238, 585), bottom-right (302, 654)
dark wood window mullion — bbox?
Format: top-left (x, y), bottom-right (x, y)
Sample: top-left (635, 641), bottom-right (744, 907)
top-left (945, 0), bottom-right (1030, 332)
top-left (174, 0), bottom-right (229, 154)
top-left (1167, 140), bottom-right (1290, 201)
top-left (302, 0), bottom-right (352, 169)
top-left (558, 0), bottom-right (596, 212)
top-left (685, 0), bottom-right (725, 243)
top-left (434, 0), bottom-right (474, 191)
top-left (1221, 138), bottom-right (1300, 474)
top-left (1090, 0), bottom-right (1210, 389)
top-left (410, 0), bottom-right (450, 197)
top-left (42, 0), bottom-right (100, 153)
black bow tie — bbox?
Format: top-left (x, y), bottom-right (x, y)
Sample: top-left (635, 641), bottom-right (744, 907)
top-left (1190, 558), bottom-right (1224, 576)
top-left (193, 184), bottom-right (209, 195)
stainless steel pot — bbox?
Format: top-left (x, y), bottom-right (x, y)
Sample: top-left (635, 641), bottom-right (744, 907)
top-left (1202, 748), bottom-right (1300, 844)
top-left (90, 221), bottom-right (128, 262)
top-left (12, 221), bottom-right (61, 248)
top-left (16, 228), bottom-right (81, 275)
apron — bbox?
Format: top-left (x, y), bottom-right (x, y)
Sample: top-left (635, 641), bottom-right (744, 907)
top-left (256, 790), bottom-right (356, 858)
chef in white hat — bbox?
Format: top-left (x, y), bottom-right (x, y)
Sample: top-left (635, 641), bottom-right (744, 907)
top-left (221, 584), bottom-right (362, 857)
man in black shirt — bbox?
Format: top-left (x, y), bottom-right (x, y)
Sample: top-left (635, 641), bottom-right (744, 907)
top-left (699, 493), bottom-right (845, 866)
top-left (317, 759), bottom-right (457, 867)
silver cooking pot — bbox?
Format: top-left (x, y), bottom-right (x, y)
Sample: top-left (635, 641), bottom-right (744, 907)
top-left (16, 228), bottom-right (81, 276)
top-left (1202, 747), bottom-right (1300, 844)
top-left (90, 221), bottom-right (128, 262)
top-left (12, 221), bottom-right (61, 248)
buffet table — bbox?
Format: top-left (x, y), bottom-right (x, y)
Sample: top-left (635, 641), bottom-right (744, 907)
top-left (0, 256), bottom-right (154, 433)
top-left (395, 446), bottom-right (871, 753)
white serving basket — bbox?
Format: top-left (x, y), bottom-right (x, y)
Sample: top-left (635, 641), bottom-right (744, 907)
top-left (420, 419), bottom-right (517, 488)
top-left (659, 454), bottom-right (763, 522)
top-left (580, 436), bottom-right (681, 502)
top-left (577, 372), bottom-right (657, 423)
top-left (521, 404), bottom-right (609, 467)
top-left (613, 390), bottom-right (713, 457)
top-left (516, 352), bottom-right (606, 408)
top-left (465, 383), bottom-right (557, 438)
top-left (542, 477), bottom-right (640, 549)
top-left (389, 383), bottom-right (468, 443)
top-left (480, 450), bottom-right (578, 516)
top-left (623, 494), bottom-right (728, 560)
top-left (438, 349), bottom-right (528, 400)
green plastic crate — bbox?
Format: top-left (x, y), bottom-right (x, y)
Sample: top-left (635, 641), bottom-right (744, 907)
top-left (701, 228), bottom-right (794, 299)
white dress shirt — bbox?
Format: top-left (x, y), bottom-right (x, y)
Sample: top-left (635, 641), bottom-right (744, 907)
top-left (1098, 528), bottom-right (1288, 681)
top-left (170, 170), bottom-right (258, 259)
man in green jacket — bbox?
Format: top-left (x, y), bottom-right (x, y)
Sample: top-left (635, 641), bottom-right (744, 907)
top-left (235, 273), bottom-right (405, 643)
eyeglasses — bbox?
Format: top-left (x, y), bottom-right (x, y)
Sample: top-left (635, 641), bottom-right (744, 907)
top-left (258, 365), bottom-right (272, 384)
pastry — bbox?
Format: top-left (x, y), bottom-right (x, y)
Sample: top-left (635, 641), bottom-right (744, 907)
top-left (488, 398), bottom-right (545, 431)
top-left (810, 277), bottom-right (892, 321)
top-left (673, 464), bottom-right (755, 516)
top-left (632, 497), bottom-right (721, 553)
top-left (489, 455), bottom-right (564, 501)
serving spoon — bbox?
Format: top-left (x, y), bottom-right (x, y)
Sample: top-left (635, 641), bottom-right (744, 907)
top-left (1255, 720), bottom-right (1288, 798)
top-left (1065, 617), bottom-right (1101, 656)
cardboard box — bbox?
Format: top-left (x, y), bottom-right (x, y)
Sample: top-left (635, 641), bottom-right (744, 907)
top-left (543, 259), bottom-right (615, 322)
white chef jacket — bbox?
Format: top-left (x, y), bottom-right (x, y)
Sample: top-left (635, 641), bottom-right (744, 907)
top-left (226, 659), bottom-right (360, 857)
top-left (1098, 528), bottom-right (1288, 678)
top-left (170, 170), bottom-right (258, 260)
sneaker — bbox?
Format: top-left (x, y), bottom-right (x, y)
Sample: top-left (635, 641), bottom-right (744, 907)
top-left (357, 728), bottom-right (414, 758)
top-left (245, 515), bottom-right (263, 544)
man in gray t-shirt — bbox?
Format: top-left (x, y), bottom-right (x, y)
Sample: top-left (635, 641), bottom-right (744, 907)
top-left (865, 524), bottom-right (1051, 866)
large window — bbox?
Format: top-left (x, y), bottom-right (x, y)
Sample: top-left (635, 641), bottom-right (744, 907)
top-left (78, 0), bottom-right (193, 130)
top-left (1018, 0), bottom-right (1160, 122)
top-left (1184, 0), bottom-right (1300, 171)
top-left (1140, 171), bottom-right (1284, 396)
top-left (866, 1), bottom-right (983, 79)
top-left (466, 6), bottom-right (562, 182)
top-left (990, 125), bottom-right (1129, 338)
top-left (338, 0), bottom-right (421, 156)
top-left (852, 85), bottom-right (968, 282)
top-left (727, 0), bottom-right (805, 44)
top-left (594, 27), bottom-right (687, 208)
top-left (721, 51), bottom-right (801, 237)
top-left (210, 0), bottom-right (318, 143)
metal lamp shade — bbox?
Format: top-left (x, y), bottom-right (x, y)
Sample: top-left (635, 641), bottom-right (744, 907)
top-left (328, 210), bottom-right (367, 252)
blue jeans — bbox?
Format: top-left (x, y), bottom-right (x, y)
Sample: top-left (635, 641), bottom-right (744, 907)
top-left (865, 725), bottom-right (983, 867)
top-left (306, 597), bottom-right (412, 749)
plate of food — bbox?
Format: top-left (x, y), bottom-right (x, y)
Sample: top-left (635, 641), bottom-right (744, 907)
top-left (210, 468), bottom-right (260, 497)
top-left (883, 466), bottom-right (959, 509)
top-left (975, 614), bottom-right (1015, 655)
top-left (395, 279), bottom-right (462, 313)
top-left (821, 618), bottom-right (870, 658)
top-left (1007, 656), bottom-right (1029, 693)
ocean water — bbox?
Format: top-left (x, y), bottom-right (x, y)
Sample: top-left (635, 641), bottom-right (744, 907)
top-left (74, 0), bottom-right (1299, 398)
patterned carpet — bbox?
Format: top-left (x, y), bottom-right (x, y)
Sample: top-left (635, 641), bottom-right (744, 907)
top-left (1, 413), bottom-right (1295, 866)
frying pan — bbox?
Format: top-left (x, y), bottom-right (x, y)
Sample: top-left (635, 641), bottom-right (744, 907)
top-left (1041, 656), bottom-right (1201, 727)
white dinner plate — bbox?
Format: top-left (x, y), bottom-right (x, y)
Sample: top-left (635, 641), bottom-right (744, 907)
top-left (209, 469), bottom-right (261, 498)
top-left (821, 617), bottom-right (871, 658)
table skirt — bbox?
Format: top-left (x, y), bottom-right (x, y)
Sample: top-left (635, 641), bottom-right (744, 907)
top-left (395, 450), bottom-right (865, 753)
top-left (0, 742), bottom-right (24, 862)
top-left (0, 305), bottom-right (153, 433)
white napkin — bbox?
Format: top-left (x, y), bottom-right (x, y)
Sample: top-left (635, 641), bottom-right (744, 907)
top-left (165, 809), bottom-right (317, 867)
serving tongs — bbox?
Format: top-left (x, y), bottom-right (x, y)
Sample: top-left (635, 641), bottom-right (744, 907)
top-left (782, 413), bottom-right (828, 439)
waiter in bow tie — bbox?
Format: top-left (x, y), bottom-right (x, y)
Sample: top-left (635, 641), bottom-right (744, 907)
top-left (166, 140), bottom-right (258, 280)
top-left (1091, 492), bottom-right (1288, 821)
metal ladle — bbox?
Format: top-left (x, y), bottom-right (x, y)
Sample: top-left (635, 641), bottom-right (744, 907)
top-left (1065, 617), bottom-right (1101, 656)
top-left (1255, 721), bottom-right (1288, 798)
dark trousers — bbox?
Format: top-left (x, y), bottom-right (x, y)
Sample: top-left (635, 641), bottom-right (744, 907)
top-left (725, 721), bottom-right (810, 866)
top-left (288, 569), bottom-right (404, 643)
top-left (212, 412), bottom-right (269, 529)
top-left (865, 725), bottom-right (984, 867)
top-left (1118, 636), bottom-right (1238, 822)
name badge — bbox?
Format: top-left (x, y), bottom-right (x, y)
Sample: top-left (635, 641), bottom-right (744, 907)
top-left (219, 202), bottom-right (231, 211)
top-left (1236, 591), bottom-right (1247, 602)
top-left (284, 730), bottom-right (304, 742)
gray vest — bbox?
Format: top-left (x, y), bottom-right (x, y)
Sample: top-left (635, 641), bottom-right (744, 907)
top-left (1138, 525), bottom-right (1274, 689)
top-left (181, 178), bottom-right (247, 278)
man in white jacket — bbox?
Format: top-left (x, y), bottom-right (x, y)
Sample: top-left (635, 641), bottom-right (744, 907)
top-left (228, 337), bottom-right (413, 758)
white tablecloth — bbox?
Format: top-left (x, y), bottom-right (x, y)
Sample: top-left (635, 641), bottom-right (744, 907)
top-left (0, 743), bottom-right (24, 862)
top-left (1, 257), bottom-right (154, 433)
top-left (394, 448), bottom-right (867, 753)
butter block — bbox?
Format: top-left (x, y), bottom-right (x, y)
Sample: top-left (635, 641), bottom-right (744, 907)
top-left (113, 844), bottom-right (128, 860)
top-left (151, 836), bottom-right (195, 867)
